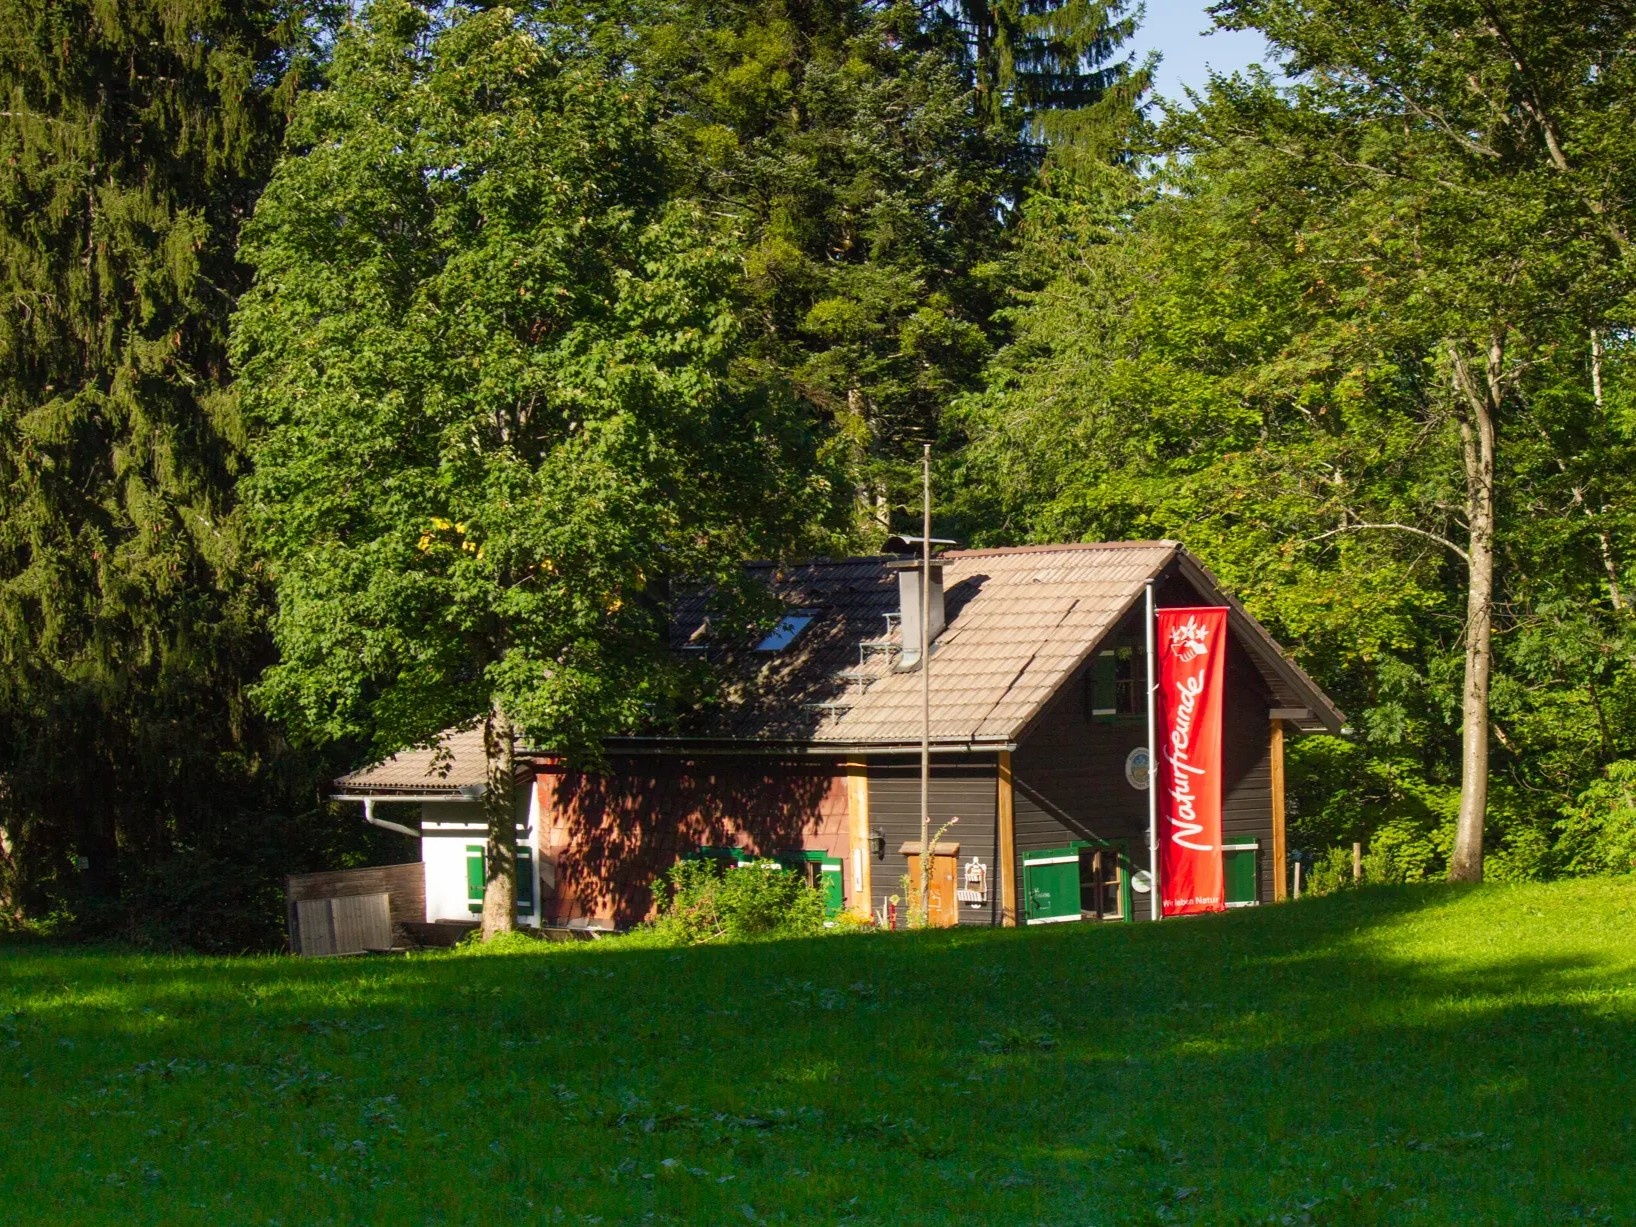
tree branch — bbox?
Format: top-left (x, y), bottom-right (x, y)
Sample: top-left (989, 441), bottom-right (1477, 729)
top-left (1300, 521), bottom-right (1470, 566)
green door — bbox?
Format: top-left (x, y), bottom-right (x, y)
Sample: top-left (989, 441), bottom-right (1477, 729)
top-left (1224, 843), bottom-right (1258, 907)
top-left (1023, 848), bottom-right (1082, 924)
top-left (820, 860), bottom-right (844, 917)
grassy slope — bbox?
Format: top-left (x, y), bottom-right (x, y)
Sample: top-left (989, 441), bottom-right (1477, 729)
top-left (1, 879), bottom-right (1634, 1226)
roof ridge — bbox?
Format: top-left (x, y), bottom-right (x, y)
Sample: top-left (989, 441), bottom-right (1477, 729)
top-left (945, 540), bottom-right (1178, 560)
top-left (738, 540), bottom-right (1179, 569)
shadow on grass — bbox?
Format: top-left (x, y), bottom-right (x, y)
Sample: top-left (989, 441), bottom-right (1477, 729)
top-left (2, 880), bottom-right (1633, 1225)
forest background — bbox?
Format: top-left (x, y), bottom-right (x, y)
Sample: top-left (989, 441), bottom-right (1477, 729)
top-left (1, 0), bottom-right (1633, 947)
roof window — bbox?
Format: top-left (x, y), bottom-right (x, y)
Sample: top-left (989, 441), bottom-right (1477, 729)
top-left (756, 612), bottom-right (815, 652)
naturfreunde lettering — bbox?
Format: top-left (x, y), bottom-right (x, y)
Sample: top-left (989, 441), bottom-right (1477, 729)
top-left (1165, 672), bottom-right (1212, 853)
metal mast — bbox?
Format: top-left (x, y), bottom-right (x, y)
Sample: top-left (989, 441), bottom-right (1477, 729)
top-left (917, 443), bottom-right (932, 927)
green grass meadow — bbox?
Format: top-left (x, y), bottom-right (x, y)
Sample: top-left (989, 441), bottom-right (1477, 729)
top-left (2, 878), bottom-right (1634, 1225)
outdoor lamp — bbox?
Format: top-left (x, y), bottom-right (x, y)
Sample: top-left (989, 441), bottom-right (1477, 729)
top-left (869, 828), bottom-right (886, 859)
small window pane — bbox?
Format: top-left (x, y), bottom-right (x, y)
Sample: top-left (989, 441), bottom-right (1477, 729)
top-left (756, 614), bottom-right (814, 651)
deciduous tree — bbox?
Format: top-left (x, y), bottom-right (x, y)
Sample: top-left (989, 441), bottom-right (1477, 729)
top-left (234, 1), bottom-right (834, 936)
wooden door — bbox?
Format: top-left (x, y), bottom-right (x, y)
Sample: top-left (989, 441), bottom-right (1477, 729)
top-left (906, 852), bottom-right (958, 927)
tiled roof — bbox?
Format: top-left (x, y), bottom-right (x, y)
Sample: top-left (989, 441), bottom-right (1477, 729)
top-left (667, 541), bottom-right (1343, 746)
top-left (331, 726), bottom-right (489, 796)
top-left (329, 541), bottom-right (1345, 790)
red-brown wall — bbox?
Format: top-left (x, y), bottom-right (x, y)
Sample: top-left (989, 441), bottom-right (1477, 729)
top-left (533, 755), bottom-right (849, 927)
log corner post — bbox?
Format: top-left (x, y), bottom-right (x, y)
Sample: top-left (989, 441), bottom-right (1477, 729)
top-left (1270, 718), bottom-right (1288, 902)
top-left (997, 750), bottom-right (1018, 927)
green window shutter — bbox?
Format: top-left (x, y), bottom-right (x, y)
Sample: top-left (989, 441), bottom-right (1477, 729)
top-left (516, 846), bottom-right (535, 914)
top-left (1023, 848), bottom-right (1082, 923)
top-left (820, 861), bottom-right (844, 917)
top-left (1088, 652), bottom-right (1118, 720)
top-left (1118, 842), bottom-right (1134, 923)
top-left (466, 845), bottom-right (485, 914)
top-left (1224, 845), bottom-right (1258, 906)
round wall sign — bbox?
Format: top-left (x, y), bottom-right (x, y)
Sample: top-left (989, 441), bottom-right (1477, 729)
top-left (1124, 746), bottom-right (1152, 791)
top-left (1131, 869), bottom-right (1153, 894)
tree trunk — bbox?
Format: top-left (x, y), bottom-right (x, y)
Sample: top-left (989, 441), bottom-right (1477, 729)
top-left (480, 703), bottom-right (517, 940)
top-left (0, 815), bottom-right (22, 926)
top-left (1590, 330), bottom-right (1625, 610)
top-left (1448, 341), bottom-right (1501, 883)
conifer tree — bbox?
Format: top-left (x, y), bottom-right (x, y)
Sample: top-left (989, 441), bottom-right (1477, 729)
top-left (0, 1), bottom-right (326, 912)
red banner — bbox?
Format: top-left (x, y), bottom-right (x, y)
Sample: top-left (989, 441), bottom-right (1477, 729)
top-left (1156, 607), bottom-right (1229, 916)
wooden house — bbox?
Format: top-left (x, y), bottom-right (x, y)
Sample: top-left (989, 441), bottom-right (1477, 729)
top-left (326, 541), bottom-right (1343, 935)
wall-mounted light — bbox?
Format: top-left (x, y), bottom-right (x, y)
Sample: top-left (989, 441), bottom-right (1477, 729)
top-left (869, 828), bottom-right (886, 859)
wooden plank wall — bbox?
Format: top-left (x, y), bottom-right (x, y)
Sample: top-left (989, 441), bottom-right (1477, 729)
top-left (1219, 643), bottom-right (1277, 903)
top-left (865, 759), bottom-right (999, 926)
top-left (285, 862), bottom-right (425, 952)
top-left (1010, 604), bottom-right (1277, 913)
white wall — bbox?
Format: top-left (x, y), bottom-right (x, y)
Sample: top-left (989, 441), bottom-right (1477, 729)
top-left (419, 784), bottom-right (542, 926)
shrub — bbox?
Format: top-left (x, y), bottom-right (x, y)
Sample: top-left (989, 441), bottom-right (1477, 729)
top-left (640, 857), bottom-right (827, 946)
top-left (1556, 760), bottom-right (1636, 877)
top-left (1300, 817), bottom-right (1453, 897)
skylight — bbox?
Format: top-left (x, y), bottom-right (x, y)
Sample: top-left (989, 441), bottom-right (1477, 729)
top-left (756, 613), bottom-right (815, 652)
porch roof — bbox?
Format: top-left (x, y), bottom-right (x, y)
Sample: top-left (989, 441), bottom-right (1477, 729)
top-left (330, 726), bottom-right (489, 798)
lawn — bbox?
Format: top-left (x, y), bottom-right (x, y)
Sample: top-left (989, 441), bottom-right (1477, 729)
top-left (2, 879), bottom-right (1634, 1226)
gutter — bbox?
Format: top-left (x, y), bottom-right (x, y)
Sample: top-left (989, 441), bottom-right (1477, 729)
top-left (580, 738), bottom-right (1018, 758)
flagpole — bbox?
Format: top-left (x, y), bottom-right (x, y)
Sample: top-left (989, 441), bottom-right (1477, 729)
top-left (918, 443), bottom-right (932, 928)
top-left (1145, 578), bottom-right (1160, 921)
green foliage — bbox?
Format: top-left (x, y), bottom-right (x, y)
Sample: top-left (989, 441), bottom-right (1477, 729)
top-left (957, 1), bottom-right (1636, 880)
top-left (0, 0), bottom-right (338, 914)
top-left (644, 1), bottom-right (1037, 524)
top-left (1556, 759), bottom-right (1636, 877)
top-left (5, 880), bottom-right (1636, 1220)
top-left (638, 857), bottom-right (827, 945)
top-left (940, 0), bottom-right (1148, 155)
top-left (234, 1), bottom-right (837, 758)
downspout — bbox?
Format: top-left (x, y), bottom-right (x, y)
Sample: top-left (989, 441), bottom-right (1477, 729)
top-left (363, 797), bottom-right (421, 840)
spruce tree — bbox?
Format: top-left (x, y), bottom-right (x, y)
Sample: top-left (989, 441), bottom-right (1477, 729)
top-left (0, 1), bottom-right (326, 913)
top-left (634, 0), bottom-right (1145, 529)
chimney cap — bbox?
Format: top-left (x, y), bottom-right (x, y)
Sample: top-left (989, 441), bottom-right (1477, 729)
top-left (881, 534), bottom-right (960, 555)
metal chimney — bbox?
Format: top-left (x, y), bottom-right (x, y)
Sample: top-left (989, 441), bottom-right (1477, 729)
top-left (890, 559), bottom-right (944, 670)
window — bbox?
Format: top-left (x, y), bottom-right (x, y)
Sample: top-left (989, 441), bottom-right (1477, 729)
top-left (1078, 845), bottom-right (1123, 920)
top-left (756, 612), bottom-right (815, 651)
top-left (1087, 646), bottom-right (1144, 719)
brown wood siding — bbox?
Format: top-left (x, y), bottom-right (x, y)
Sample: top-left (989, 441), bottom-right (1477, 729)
top-left (1012, 632), bottom-right (1150, 856)
top-left (1220, 639), bottom-right (1276, 903)
top-left (865, 758), bottom-right (999, 927)
top-left (285, 862), bottom-right (425, 950)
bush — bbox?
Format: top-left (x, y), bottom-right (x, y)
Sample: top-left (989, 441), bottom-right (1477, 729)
top-left (639, 858), bottom-right (827, 946)
top-left (1556, 760), bottom-right (1636, 877)
top-left (1300, 818), bottom-right (1453, 897)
